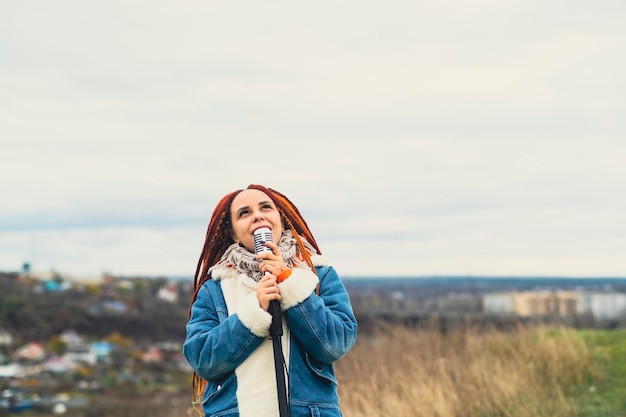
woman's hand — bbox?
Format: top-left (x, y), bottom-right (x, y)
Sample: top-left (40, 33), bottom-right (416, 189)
top-left (255, 242), bottom-right (289, 277)
top-left (255, 241), bottom-right (289, 311)
top-left (256, 273), bottom-right (280, 311)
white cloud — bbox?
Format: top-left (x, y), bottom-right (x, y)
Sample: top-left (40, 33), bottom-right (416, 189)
top-left (1, 1), bottom-right (625, 277)
top-left (0, 226), bottom-right (203, 278)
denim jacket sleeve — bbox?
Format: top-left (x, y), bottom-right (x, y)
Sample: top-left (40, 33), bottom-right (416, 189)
top-left (283, 265), bottom-right (357, 364)
top-left (182, 280), bottom-right (266, 382)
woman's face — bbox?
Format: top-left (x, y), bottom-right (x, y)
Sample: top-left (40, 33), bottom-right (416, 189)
top-left (230, 189), bottom-right (284, 252)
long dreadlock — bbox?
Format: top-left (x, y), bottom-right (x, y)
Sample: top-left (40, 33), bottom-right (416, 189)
top-left (188, 184), bottom-right (322, 412)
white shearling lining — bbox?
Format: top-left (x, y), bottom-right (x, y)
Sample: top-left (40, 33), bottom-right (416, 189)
top-left (236, 292), bottom-right (272, 338)
top-left (310, 254), bottom-right (327, 267)
top-left (279, 267), bottom-right (319, 310)
top-left (210, 265), bottom-right (236, 281)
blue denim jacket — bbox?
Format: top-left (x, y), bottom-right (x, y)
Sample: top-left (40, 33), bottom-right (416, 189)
top-left (183, 265), bottom-right (357, 417)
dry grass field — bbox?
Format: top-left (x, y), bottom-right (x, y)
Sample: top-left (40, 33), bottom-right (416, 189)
top-left (17, 322), bottom-right (611, 417)
top-left (335, 322), bottom-right (600, 417)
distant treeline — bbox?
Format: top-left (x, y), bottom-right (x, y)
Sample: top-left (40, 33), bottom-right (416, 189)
top-left (0, 274), bottom-right (194, 346)
top-left (3, 273), bottom-right (625, 346)
top-left (342, 276), bottom-right (626, 293)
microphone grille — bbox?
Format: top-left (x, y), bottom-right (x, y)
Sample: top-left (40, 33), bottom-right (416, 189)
top-left (253, 227), bottom-right (273, 254)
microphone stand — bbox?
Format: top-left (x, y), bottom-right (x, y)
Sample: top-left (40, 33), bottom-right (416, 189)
top-left (269, 299), bottom-right (290, 417)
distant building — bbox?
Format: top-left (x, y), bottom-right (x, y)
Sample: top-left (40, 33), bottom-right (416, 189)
top-left (578, 292), bottom-right (626, 320)
top-left (59, 330), bottom-right (85, 346)
top-left (141, 347), bottom-right (164, 363)
top-left (102, 300), bottom-right (127, 314)
top-left (91, 342), bottom-right (114, 363)
top-left (0, 330), bottom-right (14, 347)
top-left (484, 290), bottom-right (626, 322)
top-left (484, 291), bottom-right (577, 317)
top-left (63, 343), bottom-right (97, 366)
top-left (44, 356), bottom-right (76, 373)
top-left (22, 262), bottom-right (31, 276)
top-left (157, 285), bottom-right (178, 303)
top-left (0, 363), bottom-right (22, 378)
top-left (483, 293), bottom-right (514, 315)
top-left (14, 342), bottom-right (45, 361)
top-left (514, 291), bottom-right (577, 317)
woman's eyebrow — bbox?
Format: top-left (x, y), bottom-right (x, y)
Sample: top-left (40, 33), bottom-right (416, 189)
top-left (234, 205), bottom-right (251, 216)
top-left (234, 200), bottom-right (273, 216)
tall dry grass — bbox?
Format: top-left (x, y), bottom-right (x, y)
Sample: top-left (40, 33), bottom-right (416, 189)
top-left (335, 322), bottom-right (598, 417)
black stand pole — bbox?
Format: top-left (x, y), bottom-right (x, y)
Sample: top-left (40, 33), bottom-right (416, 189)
top-left (269, 299), bottom-right (290, 417)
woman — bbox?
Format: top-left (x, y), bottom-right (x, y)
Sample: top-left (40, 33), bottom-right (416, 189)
top-left (183, 184), bottom-right (357, 417)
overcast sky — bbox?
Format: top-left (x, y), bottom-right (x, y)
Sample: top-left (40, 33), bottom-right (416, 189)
top-left (1, 1), bottom-right (625, 279)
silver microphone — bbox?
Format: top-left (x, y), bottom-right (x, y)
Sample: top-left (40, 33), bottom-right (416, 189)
top-left (253, 227), bottom-right (283, 338)
top-left (253, 227), bottom-right (273, 256)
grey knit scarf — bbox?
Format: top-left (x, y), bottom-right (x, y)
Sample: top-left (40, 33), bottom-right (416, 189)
top-left (209, 229), bottom-right (317, 282)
